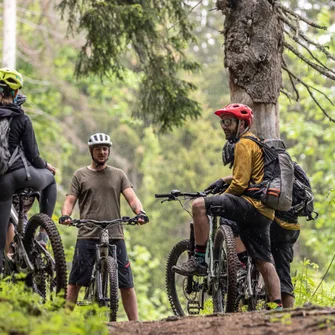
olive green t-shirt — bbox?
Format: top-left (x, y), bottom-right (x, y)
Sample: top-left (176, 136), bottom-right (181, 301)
top-left (67, 166), bottom-right (133, 239)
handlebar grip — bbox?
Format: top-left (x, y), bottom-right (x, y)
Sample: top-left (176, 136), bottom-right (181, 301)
top-left (155, 193), bottom-right (172, 198)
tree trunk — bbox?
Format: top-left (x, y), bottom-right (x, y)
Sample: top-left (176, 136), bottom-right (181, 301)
top-left (2, 0), bottom-right (17, 68)
top-left (218, 0), bottom-right (283, 139)
top-left (229, 79), bottom-right (280, 139)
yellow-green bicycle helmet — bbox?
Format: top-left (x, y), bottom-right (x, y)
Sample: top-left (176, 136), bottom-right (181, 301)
top-left (0, 68), bottom-right (23, 90)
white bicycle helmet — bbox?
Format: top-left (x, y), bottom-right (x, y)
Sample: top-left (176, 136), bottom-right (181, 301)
top-left (87, 133), bottom-right (113, 147)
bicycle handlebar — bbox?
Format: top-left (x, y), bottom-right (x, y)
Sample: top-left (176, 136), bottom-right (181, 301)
top-left (155, 189), bottom-right (208, 202)
top-left (70, 216), bottom-right (140, 228)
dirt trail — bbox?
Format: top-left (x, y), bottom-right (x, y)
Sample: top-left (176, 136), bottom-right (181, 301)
top-left (108, 306), bottom-right (335, 335)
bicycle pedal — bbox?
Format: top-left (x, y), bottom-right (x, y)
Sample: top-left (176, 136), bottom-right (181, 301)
top-left (187, 300), bottom-right (201, 315)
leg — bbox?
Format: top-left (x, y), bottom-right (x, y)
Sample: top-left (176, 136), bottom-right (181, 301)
top-left (120, 287), bottom-right (138, 321)
top-left (235, 236), bottom-right (246, 254)
top-left (270, 223), bottom-right (299, 308)
top-left (171, 198), bottom-right (209, 276)
top-left (39, 180), bottom-right (57, 217)
top-left (5, 223), bottom-right (15, 254)
top-left (115, 239), bottom-right (138, 320)
top-left (256, 260), bottom-right (281, 302)
top-left (0, 199), bottom-right (12, 268)
top-left (192, 198), bottom-right (209, 245)
top-left (282, 293), bottom-right (295, 308)
top-left (12, 167), bottom-right (57, 218)
top-left (0, 174), bottom-right (16, 269)
top-left (67, 240), bottom-right (96, 310)
top-left (66, 284), bottom-right (82, 310)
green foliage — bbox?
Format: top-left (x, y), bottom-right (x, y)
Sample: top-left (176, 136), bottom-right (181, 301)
top-left (58, 0), bottom-right (202, 131)
top-left (0, 281), bottom-right (107, 335)
top-left (293, 259), bottom-right (335, 307)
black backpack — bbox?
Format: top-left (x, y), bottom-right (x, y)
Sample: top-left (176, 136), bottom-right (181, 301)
top-left (0, 116), bottom-right (31, 179)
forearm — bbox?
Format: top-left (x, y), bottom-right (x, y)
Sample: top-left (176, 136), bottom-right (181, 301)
top-left (61, 197), bottom-right (76, 216)
top-left (129, 197), bottom-right (144, 215)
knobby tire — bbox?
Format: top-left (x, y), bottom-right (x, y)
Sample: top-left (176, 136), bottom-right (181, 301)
top-left (212, 225), bottom-right (238, 313)
top-left (166, 239), bottom-right (191, 316)
top-left (101, 255), bottom-right (118, 322)
top-left (24, 213), bottom-right (67, 300)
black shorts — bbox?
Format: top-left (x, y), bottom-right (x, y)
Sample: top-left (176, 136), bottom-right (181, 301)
top-left (205, 193), bottom-right (273, 263)
top-left (69, 239), bottom-right (134, 289)
top-left (271, 221), bottom-right (300, 296)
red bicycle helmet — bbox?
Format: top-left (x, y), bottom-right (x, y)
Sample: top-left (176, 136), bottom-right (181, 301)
top-left (215, 103), bottom-right (254, 127)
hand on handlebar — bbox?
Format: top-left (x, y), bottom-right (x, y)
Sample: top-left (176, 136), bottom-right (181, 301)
top-left (59, 215), bottom-right (72, 226)
top-left (205, 178), bottom-right (227, 194)
top-left (135, 210), bottom-right (149, 225)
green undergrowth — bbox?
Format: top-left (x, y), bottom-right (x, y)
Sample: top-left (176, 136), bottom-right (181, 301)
top-left (0, 281), bottom-right (108, 335)
top-left (293, 258), bottom-right (335, 307)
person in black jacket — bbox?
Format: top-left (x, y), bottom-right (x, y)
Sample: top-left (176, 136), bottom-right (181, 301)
top-left (0, 68), bottom-right (57, 268)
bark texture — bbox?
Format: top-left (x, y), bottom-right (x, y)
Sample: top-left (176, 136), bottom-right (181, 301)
top-left (217, 0), bottom-right (284, 138)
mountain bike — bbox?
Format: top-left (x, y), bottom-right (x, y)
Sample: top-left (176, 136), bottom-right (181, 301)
top-left (70, 216), bottom-right (141, 322)
top-left (3, 188), bottom-right (68, 301)
top-left (155, 189), bottom-right (238, 316)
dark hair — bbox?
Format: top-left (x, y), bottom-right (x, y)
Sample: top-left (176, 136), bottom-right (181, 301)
top-left (0, 81), bottom-right (14, 97)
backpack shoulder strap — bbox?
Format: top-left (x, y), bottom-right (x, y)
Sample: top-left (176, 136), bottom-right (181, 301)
top-left (242, 135), bottom-right (264, 147)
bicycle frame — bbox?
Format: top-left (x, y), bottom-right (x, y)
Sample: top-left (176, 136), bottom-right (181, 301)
top-left (6, 190), bottom-right (40, 273)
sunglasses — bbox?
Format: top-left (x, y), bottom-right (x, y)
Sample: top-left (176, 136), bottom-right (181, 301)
top-left (220, 118), bottom-right (235, 127)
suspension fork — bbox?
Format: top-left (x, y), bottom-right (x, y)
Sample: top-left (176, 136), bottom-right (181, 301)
top-left (186, 222), bottom-right (195, 295)
top-left (205, 215), bottom-right (214, 278)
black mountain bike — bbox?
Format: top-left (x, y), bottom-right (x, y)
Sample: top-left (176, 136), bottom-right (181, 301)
top-left (71, 216), bottom-right (140, 322)
top-left (3, 188), bottom-right (67, 301)
top-left (155, 190), bottom-right (238, 316)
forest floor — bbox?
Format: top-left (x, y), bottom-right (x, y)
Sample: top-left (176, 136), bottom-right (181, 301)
top-left (108, 306), bottom-right (335, 335)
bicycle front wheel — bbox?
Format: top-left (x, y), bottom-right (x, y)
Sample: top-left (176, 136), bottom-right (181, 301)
top-left (24, 213), bottom-right (67, 301)
top-left (212, 225), bottom-right (238, 313)
top-left (101, 256), bottom-right (118, 322)
top-left (166, 240), bottom-right (213, 316)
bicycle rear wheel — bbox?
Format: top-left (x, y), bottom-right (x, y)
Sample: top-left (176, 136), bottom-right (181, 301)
top-left (166, 240), bottom-right (213, 316)
top-left (212, 225), bottom-right (238, 313)
top-left (24, 213), bottom-right (67, 301)
top-left (100, 255), bottom-right (118, 322)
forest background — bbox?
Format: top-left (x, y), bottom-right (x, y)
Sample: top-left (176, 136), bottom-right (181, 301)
top-left (0, 0), bottom-right (335, 322)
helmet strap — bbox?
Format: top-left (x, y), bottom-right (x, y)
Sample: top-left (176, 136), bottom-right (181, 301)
top-left (235, 120), bottom-right (249, 139)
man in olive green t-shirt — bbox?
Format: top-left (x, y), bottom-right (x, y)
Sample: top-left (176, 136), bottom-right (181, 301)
top-left (59, 133), bottom-right (149, 321)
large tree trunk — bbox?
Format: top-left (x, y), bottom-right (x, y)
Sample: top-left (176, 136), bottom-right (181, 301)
top-left (2, 0), bottom-right (17, 68)
top-left (217, 0), bottom-right (283, 139)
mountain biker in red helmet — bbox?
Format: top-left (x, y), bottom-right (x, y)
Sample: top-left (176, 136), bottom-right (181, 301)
top-left (173, 103), bottom-right (283, 310)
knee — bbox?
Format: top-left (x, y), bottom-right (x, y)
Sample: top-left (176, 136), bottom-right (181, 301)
top-left (192, 198), bottom-right (206, 215)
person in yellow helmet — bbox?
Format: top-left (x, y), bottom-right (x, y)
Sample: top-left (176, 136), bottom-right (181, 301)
top-left (0, 68), bottom-right (57, 269)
